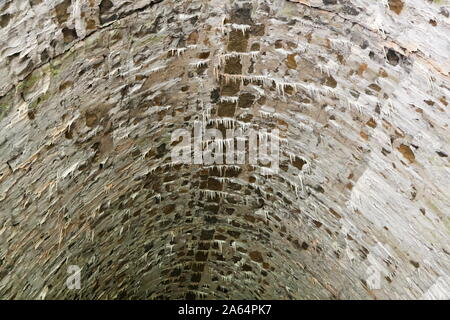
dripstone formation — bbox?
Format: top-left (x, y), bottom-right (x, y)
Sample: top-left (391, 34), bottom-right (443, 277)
top-left (0, 0), bottom-right (449, 299)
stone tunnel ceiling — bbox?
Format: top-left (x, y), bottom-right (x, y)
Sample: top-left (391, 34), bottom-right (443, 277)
top-left (0, 0), bottom-right (449, 299)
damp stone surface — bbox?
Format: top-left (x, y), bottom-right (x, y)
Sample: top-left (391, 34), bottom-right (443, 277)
top-left (0, 0), bottom-right (449, 299)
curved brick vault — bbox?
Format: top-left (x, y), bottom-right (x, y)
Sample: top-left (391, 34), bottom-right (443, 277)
top-left (0, 0), bottom-right (449, 299)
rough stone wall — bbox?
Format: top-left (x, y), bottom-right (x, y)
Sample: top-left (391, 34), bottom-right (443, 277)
top-left (0, 0), bottom-right (449, 299)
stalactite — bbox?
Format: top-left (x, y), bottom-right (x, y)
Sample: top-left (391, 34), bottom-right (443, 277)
top-left (190, 59), bottom-right (210, 68)
top-left (224, 23), bottom-right (252, 35)
top-left (219, 96), bottom-right (239, 104)
top-left (218, 51), bottom-right (260, 68)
